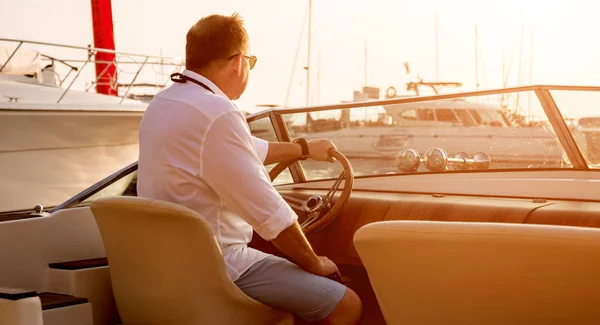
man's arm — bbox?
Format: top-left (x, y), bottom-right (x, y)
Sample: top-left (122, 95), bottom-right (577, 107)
top-left (262, 139), bottom-right (337, 166)
top-left (271, 221), bottom-right (339, 276)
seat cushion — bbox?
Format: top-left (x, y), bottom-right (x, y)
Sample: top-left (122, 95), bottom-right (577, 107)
top-left (354, 221), bottom-right (600, 325)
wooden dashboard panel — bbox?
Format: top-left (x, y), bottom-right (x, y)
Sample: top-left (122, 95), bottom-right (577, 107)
top-left (250, 189), bottom-right (600, 266)
top-left (526, 201), bottom-right (600, 228)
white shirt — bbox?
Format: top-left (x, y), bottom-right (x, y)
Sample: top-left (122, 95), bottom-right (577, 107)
top-left (137, 70), bottom-right (298, 281)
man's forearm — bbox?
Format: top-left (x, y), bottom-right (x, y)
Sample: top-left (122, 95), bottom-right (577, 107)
top-left (264, 142), bottom-right (302, 166)
top-left (270, 221), bottom-right (321, 273)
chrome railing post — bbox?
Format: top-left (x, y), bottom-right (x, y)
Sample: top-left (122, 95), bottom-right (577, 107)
top-left (57, 50), bottom-right (95, 103)
top-left (60, 68), bottom-right (76, 87)
top-left (86, 59), bottom-right (115, 92)
top-left (119, 56), bottom-right (148, 104)
top-left (0, 41), bottom-right (23, 73)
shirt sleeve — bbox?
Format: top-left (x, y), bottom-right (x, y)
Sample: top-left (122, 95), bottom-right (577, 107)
top-left (201, 111), bottom-right (297, 240)
top-left (251, 136), bottom-right (269, 163)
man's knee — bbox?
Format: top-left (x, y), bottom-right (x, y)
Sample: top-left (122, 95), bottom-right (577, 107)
top-left (343, 288), bottom-right (363, 319)
top-left (322, 287), bottom-right (363, 324)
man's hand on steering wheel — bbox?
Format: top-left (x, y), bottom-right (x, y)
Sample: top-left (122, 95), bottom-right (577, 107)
top-left (307, 139), bottom-right (337, 162)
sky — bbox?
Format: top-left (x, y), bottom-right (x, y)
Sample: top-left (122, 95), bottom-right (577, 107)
top-left (1, 0), bottom-right (600, 116)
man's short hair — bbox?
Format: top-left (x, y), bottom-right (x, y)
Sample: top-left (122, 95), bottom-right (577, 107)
top-left (185, 13), bottom-right (248, 71)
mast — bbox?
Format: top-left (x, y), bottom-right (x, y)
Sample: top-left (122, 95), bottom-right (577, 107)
top-left (305, 0), bottom-right (312, 106)
top-left (284, 3), bottom-right (308, 107)
top-left (527, 27), bottom-right (535, 122)
top-left (435, 11), bottom-right (439, 81)
top-left (500, 45), bottom-right (506, 108)
top-left (515, 21), bottom-right (525, 113)
top-left (475, 24), bottom-right (479, 90)
top-left (160, 48), bottom-right (164, 85)
top-left (317, 51), bottom-right (321, 105)
top-left (502, 45), bottom-right (506, 87)
top-left (364, 40), bottom-right (368, 86)
top-left (90, 0), bottom-right (118, 96)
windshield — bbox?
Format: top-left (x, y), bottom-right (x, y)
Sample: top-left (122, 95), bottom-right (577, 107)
top-left (249, 86), bottom-right (599, 183)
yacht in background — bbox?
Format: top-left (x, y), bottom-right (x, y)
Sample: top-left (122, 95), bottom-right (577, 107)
top-left (0, 38), bottom-right (183, 213)
top-left (284, 80), bottom-right (566, 168)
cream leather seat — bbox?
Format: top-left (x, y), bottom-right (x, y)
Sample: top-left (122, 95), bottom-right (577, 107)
top-left (354, 221), bottom-right (600, 325)
top-left (90, 196), bottom-right (293, 325)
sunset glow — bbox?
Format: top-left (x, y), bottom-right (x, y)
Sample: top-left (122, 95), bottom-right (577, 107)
top-left (1, 0), bottom-right (598, 115)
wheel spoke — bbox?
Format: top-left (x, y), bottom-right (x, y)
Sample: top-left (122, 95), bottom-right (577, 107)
top-left (322, 172), bottom-right (345, 208)
top-left (300, 213), bottom-right (320, 228)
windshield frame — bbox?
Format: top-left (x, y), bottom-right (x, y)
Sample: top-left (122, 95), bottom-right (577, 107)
top-left (49, 161), bottom-right (138, 213)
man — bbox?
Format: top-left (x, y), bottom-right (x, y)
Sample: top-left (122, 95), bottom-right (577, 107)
top-left (137, 13), bottom-right (362, 324)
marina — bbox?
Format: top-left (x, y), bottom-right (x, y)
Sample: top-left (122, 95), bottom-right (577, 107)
top-left (1, 1), bottom-right (600, 324)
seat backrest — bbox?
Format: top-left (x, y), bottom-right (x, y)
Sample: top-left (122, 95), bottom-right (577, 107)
top-left (354, 221), bottom-right (600, 325)
top-left (90, 196), bottom-right (292, 325)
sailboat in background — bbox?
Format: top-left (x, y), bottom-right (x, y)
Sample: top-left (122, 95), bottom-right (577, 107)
top-left (0, 0), bottom-right (182, 213)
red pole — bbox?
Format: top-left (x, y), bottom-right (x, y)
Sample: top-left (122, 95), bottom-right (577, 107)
top-left (90, 0), bottom-right (118, 96)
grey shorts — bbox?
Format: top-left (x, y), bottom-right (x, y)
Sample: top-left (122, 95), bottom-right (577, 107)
top-left (234, 255), bottom-right (347, 322)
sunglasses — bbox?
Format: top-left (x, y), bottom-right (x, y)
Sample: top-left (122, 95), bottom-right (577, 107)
top-left (228, 53), bottom-right (257, 70)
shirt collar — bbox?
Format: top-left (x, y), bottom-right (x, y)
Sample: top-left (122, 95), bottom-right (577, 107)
top-left (181, 69), bottom-right (228, 99)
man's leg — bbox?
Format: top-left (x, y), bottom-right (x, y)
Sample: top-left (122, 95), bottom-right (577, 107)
top-left (318, 285), bottom-right (362, 324)
top-left (235, 255), bottom-right (362, 324)
top-left (319, 287), bottom-right (362, 324)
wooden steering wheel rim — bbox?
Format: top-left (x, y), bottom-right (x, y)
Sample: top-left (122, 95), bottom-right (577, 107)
top-left (269, 150), bottom-right (354, 234)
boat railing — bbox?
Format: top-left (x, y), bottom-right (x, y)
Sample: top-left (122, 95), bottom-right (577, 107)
top-left (0, 38), bottom-right (184, 104)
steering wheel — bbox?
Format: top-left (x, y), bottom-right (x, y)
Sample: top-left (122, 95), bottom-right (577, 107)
top-left (269, 149), bottom-right (354, 234)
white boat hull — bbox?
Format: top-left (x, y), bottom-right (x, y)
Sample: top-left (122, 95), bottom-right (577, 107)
top-left (0, 110), bottom-right (142, 212)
